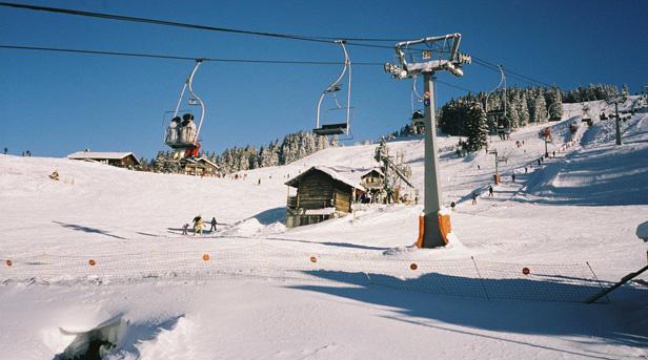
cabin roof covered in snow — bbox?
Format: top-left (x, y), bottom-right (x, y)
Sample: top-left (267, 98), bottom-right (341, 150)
top-left (185, 156), bottom-right (219, 169)
top-left (360, 168), bottom-right (384, 178)
top-left (67, 151), bottom-right (140, 165)
top-left (285, 166), bottom-right (366, 192)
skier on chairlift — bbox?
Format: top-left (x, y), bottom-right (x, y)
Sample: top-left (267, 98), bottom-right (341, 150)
top-left (185, 141), bottom-right (200, 159)
top-left (165, 116), bottom-right (181, 145)
top-left (181, 113), bottom-right (197, 144)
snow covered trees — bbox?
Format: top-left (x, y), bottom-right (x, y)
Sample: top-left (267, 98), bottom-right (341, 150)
top-left (463, 103), bottom-right (489, 152)
top-left (546, 87), bottom-right (563, 120)
top-left (213, 132), bottom-right (333, 174)
top-left (562, 84), bottom-right (619, 103)
top-left (437, 100), bottom-right (488, 152)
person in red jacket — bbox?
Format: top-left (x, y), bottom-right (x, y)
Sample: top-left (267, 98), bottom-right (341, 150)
top-left (185, 141), bottom-right (201, 158)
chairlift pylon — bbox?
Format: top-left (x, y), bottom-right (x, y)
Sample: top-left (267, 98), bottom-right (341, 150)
top-left (314, 40), bottom-right (352, 137)
top-left (164, 60), bottom-right (207, 157)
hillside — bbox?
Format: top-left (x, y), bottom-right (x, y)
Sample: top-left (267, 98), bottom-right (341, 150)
top-left (0, 105), bottom-right (647, 359)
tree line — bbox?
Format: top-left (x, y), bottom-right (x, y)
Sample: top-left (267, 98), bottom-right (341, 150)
top-left (147, 131), bottom-right (337, 174)
top-left (391, 84), bottom-right (622, 153)
top-left (138, 83), bottom-right (624, 171)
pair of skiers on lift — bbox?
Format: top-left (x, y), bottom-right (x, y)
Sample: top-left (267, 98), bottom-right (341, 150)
top-left (166, 113), bottom-right (201, 157)
top-left (166, 113), bottom-right (197, 145)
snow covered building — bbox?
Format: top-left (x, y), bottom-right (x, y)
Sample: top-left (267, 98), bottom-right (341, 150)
top-left (183, 156), bottom-right (219, 177)
top-left (67, 151), bottom-right (140, 168)
top-left (285, 166), bottom-right (365, 228)
top-left (360, 168), bottom-right (385, 191)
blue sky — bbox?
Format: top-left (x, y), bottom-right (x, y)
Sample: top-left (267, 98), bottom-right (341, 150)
top-left (1, 0), bottom-right (646, 159)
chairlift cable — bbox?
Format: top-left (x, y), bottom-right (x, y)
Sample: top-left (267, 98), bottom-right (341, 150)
top-left (2, 44), bottom-right (480, 96)
top-left (0, 2), bottom-right (403, 47)
top-left (472, 56), bottom-right (552, 88)
top-left (0, 44), bottom-right (385, 66)
top-left (2, 2), bottom-right (557, 88)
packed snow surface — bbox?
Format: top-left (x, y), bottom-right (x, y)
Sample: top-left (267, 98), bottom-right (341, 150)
top-left (1, 105), bottom-right (647, 359)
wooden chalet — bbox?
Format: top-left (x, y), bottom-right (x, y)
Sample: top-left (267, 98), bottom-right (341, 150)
top-left (183, 156), bottom-right (219, 176)
top-left (67, 151), bottom-right (140, 168)
top-left (285, 166), bottom-right (365, 228)
top-left (360, 168), bottom-right (385, 191)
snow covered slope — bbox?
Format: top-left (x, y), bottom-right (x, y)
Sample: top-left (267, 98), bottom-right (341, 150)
top-left (0, 107), bottom-right (647, 360)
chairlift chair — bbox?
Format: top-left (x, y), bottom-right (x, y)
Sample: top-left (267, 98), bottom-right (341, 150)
top-left (481, 65), bottom-right (510, 136)
top-left (314, 41), bottom-right (352, 137)
top-left (164, 59), bottom-right (206, 153)
top-left (410, 77), bottom-right (425, 128)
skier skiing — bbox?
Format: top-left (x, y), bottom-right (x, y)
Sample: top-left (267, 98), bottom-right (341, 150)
top-left (193, 215), bottom-right (204, 236)
top-left (209, 217), bottom-right (217, 232)
top-left (49, 170), bottom-right (60, 181)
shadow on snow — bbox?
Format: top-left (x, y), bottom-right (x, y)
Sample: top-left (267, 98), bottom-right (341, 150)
top-left (54, 221), bottom-right (126, 239)
top-left (290, 269), bottom-right (648, 358)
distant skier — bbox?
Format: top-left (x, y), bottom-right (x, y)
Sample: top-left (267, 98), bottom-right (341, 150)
top-left (511, 173), bottom-right (516, 183)
top-left (49, 170), bottom-right (60, 181)
top-left (471, 192), bottom-right (477, 205)
top-left (488, 185), bottom-right (494, 197)
top-left (209, 217), bottom-right (218, 232)
top-left (182, 223), bottom-right (189, 235)
top-left (193, 215), bottom-right (203, 236)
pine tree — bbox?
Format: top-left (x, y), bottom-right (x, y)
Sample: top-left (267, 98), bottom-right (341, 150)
top-left (438, 99), bottom-right (468, 136)
top-left (518, 91), bottom-right (530, 127)
top-left (506, 89), bottom-right (520, 129)
top-left (547, 86), bottom-right (563, 120)
top-left (622, 83), bottom-right (630, 99)
top-left (464, 103), bottom-right (488, 152)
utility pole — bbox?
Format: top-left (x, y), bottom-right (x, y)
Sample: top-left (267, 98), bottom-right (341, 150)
top-left (384, 33), bottom-right (471, 248)
top-left (488, 149), bottom-right (501, 184)
top-left (614, 102), bottom-right (622, 145)
top-left (607, 94), bottom-right (627, 146)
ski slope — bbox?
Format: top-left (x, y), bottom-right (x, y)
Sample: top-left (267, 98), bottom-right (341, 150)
top-left (1, 105), bottom-right (647, 359)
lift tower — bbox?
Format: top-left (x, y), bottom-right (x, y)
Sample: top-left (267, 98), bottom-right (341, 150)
top-left (384, 33), bottom-right (471, 248)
